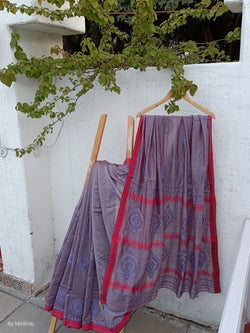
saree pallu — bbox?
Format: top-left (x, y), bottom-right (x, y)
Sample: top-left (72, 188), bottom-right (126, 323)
top-left (45, 115), bottom-right (220, 333)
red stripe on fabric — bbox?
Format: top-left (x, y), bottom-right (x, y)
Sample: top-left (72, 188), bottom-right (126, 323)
top-left (119, 235), bottom-right (215, 251)
top-left (159, 267), bottom-right (219, 281)
top-left (163, 234), bottom-right (215, 247)
top-left (49, 308), bottom-right (131, 333)
top-left (101, 117), bottom-right (144, 304)
top-left (127, 192), bottom-right (205, 210)
top-left (51, 309), bottom-right (64, 320)
top-left (208, 116), bottom-right (221, 293)
top-left (109, 280), bottom-right (158, 293)
top-left (119, 237), bottom-right (163, 249)
top-left (108, 267), bottom-right (220, 295)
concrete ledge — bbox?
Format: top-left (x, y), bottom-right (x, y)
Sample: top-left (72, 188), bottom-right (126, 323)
top-left (0, 272), bottom-right (34, 296)
top-left (224, 0), bottom-right (243, 13)
top-left (10, 16), bottom-right (85, 35)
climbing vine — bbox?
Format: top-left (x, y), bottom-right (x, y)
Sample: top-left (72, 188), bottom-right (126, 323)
top-left (0, 0), bottom-right (241, 156)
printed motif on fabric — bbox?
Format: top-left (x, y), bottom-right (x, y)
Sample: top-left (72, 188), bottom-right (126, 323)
top-left (163, 203), bottom-right (175, 229)
top-left (70, 299), bottom-right (84, 316)
top-left (177, 250), bottom-right (187, 274)
top-left (156, 273), bottom-right (216, 299)
top-left (76, 254), bottom-right (89, 270)
top-left (109, 186), bottom-right (116, 195)
top-left (198, 249), bottom-right (207, 268)
top-left (146, 252), bottom-right (160, 278)
top-left (56, 288), bottom-right (67, 305)
top-left (128, 208), bottom-right (144, 234)
top-left (181, 135), bottom-right (187, 145)
top-left (163, 246), bottom-right (169, 260)
top-left (189, 250), bottom-right (196, 272)
top-left (91, 299), bottom-right (102, 317)
top-left (181, 216), bottom-right (190, 237)
top-left (106, 286), bottom-right (159, 308)
top-left (120, 251), bottom-right (138, 280)
top-left (151, 212), bottom-right (161, 234)
top-left (189, 249), bottom-right (208, 272)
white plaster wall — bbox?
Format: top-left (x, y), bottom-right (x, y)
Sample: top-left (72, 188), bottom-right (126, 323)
top-left (0, 1), bottom-right (84, 290)
top-left (0, 25), bottom-right (35, 282)
top-left (47, 2), bottom-right (250, 327)
top-left (0, 0), bottom-right (85, 35)
top-left (14, 29), bottom-right (64, 291)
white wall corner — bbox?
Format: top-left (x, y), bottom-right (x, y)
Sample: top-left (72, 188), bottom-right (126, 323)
top-left (7, 0), bottom-right (85, 35)
top-left (240, 0), bottom-right (250, 62)
top-left (224, 0), bottom-right (243, 13)
top-left (10, 16), bottom-right (85, 36)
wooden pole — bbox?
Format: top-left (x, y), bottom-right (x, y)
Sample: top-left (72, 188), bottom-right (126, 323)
top-left (126, 116), bottom-right (134, 159)
top-left (48, 114), bottom-right (107, 333)
top-left (84, 114), bottom-right (107, 188)
top-left (48, 316), bottom-right (57, 333)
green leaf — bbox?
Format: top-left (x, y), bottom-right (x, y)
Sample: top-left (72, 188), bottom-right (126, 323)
top-left (0, 70), bottom-right (16, 87)
top-left (190, 84), bottom-right (198, 96)
top-left (10, 31), bottom-right (20, 49)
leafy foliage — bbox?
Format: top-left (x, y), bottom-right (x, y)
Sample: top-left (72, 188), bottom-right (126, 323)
top-left (0, 0), bottom-right (241, 156)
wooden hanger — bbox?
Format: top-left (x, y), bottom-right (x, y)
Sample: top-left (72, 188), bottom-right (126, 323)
top-left (136, 90), bottom-right (216, 119)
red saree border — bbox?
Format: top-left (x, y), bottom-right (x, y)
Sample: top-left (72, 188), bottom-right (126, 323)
top-left (208, 116), bottom-right (221, 293)
top-left (101, 116), bottom-right (144, 304)
top-left (45, 308), bottom-right (131, 333)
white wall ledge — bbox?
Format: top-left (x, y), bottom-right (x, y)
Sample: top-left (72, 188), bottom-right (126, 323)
top-left (10, 16), bottom-right (85, 35)
top-left (224, 0), bottom-right (243, 13)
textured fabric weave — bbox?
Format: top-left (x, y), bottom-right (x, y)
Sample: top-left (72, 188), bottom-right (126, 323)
top-left (101, 115), bottom-right (220, 313)
top-left (45, 161), bottom-right (131, 332)
top-left (45, 115), bottom-right (220, 333)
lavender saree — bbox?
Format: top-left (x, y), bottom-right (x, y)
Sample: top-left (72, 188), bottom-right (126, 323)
top-left (45, 115), bottom-right (220, 333)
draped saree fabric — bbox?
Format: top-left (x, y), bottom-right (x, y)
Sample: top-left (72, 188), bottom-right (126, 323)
top-left (45, 160), bottom-right (131, 332)
top-left (45, 115), bottom-right (220, 333)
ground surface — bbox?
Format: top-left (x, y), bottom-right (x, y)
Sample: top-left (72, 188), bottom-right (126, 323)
top-left (0, 285), bottom-right (218, 333)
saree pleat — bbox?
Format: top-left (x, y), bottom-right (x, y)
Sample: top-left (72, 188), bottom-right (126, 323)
top-left (45, 115), bottom-right (220, 333)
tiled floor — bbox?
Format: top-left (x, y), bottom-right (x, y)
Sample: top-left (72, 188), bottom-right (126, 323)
top-left (0, 285), bottom-right (218, 333)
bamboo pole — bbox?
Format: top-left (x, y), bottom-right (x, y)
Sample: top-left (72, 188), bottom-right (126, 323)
top-left (84, 114), bottom-right (108, 187)
top-left (126, 116), bottom-right (135, 159)
top-left (48, 114), bottom-right (107, 333)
